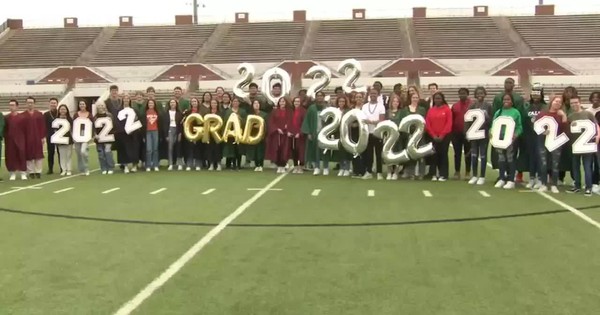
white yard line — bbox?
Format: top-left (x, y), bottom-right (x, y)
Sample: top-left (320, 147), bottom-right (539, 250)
top-left (112, 171), bottom-right (289, 315)
top-left (247, 188), bottom-right (282, 191)
top-left (0, 169), bottom-right (99, 197)
top-left (149, 188), bottom-right (167, 195)
top-left (423, 190), bottom-right (432, 197)
top-left (102, 187), bottom-right (120, 194)
top-left (201, 188), bottom-right (216, 195)
top-left (53, 187), bottom-right (74, 194)
top-left (311, 189), bottom-right (321, 196)
top-left (478, 190), bottom-right (491, 197)
top-left (367, 189), bottom-right (375, 197)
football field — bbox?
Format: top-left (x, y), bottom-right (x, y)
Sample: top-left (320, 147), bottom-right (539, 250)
top-left (1, 149), bottom-right (600, 315)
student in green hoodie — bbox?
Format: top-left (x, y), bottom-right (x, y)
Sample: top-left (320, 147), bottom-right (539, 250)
top-left (0, 112), bottom-right (4, 181)
top-left (492, 93), bottom-right (523, 190)
top-left (174, 86), bottom-right (190, 111)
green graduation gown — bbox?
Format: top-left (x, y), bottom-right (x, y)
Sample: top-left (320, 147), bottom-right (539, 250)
top-left (222, 107), bottom-right (247, 158)
top-left (301, 103), bottom-right (331, 164)
top-left (244, 110), bottom-right (268, 163)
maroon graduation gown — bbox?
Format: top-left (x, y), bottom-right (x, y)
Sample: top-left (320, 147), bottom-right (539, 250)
top-left (5, 113), bottom-right (26, 171)
top-left (22, 110), bottom-right (46, 160)
top-left (266, 109), bottom-right (290, 162)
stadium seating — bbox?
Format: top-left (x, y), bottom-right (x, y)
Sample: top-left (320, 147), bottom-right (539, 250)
top-left (203, 22), bottom-right (306, 63)
top-left (0, 27), bottom-right (102, 68)
top-left (309, 19), bottom-right (403, 60)
top-left (412, 17), bottom-right (515, 59)
top-left (509, 15), bottom-right (600, 57)
top-left (0, 93), bottom-right (61, 112)
top-left (90, 25), bottom-right (216, 66)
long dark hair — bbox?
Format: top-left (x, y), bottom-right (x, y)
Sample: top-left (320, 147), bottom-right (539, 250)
top-left (57, 104), bottom-right (71, 120)
top-left (432, 91), bottom-right (448, 106)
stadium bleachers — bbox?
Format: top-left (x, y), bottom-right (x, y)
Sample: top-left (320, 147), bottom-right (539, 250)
top-left (0, 27), bottom-right (102, 69)
top-left (202, 22), bottom-right (306, 63)
top-left (0, 93), bottom-right (61, 112)
top-left (509, 15), bottom-right (600, 57)
top-left (412, 17), bottom-right (515, 59)
top-left (309, 19), bottom-right (404, 60)
top-left (90, 25), bottom-right (216, 66)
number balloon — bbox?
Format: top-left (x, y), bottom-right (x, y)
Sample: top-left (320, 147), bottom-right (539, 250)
top-left (306, 65), bottom-right (332, 99)
top-left (373, 120), bottom-right (410, 164)
top-left (183, 113), bottom-right (204, 142)
top-left (533, 116), bottom-right (568, 152)
top-left (317, 107), bottom-right (342, 153)
top-left (203, 114), bottom-right (223, 144)
top-left (339, 109), bottom-right (369, 157)
top-left (51, 118), bottom-right (71, 145)
top-left (261, 67), bottom-right (291, 105)
top-left (242, 114), bottom-right (266, 145)
top-left (72, 117), bottom-right (93, 143)
top-left (233, 63), bottom-right (255, 99)
top-left (490, 116), bottom-right (516, 149)
top-left (399, 114), bottom-right (434, 160)
top-left (117, 107), bottom-right (142, 134)
top-left (337, 58), bottom-right (366, 94)
top-left (571, 119), bottom-right (598, 154)
top-left (94, 117), bottom-right (114, 143)
top-left (464, 109), bottom-right (486, 141)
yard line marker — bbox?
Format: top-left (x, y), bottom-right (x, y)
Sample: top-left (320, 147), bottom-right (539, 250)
top-left (311, 189), bottom-right (321, 196)
top-left (112, 172), bottom-right (289, 315)
top-left (0, 169), bottom-right (100, 197)
top-left (478, 190), bottom-right (491, 197)
top-left (368, 190), bottom-right (375, 197)
top-left (53, 187), bottom-right (74, 194)
top-left (149, 188), bottom-right (167, 195)
top-left (537, 192), bottom-right (600, 230)
top-left (423, 190), bottom-right (432, 197)
top-left (518, 190), bottom-right (536, 193)
top-left (102, 187), bottom-right (120, 194)
top-left (247, 188), bottom-right (282, 191)
top-left (202, 188), bottom-right (216, 195)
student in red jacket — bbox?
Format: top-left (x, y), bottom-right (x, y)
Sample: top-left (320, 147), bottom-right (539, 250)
top-left (425, 92), bottom-right (453, 181)
top-left (451, 87), bottom-right (472, 180)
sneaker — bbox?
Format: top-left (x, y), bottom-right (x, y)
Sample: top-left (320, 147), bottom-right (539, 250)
top-left (196, 166), bottom-right (201, 171)
top-left (146, 168), bottom-right (151, 172)
top-left (538, 185), bottom-right (548, 192)
top-left (131, 167), bottom-right (137, 173)
top-left (468, 177), bottom-right (478, 185)
top-left (257, 167), bottom-right (263, 172)
top-left (550, 186), bottom-right (560, 194)
top-left (254, 167), bottom-right (259, 172)
top-left (154, 167), bottom-right (159, 172)
top-left (208, 165), bottom-right (214, 171)
top-left (494, 180), bottom-right (506, 188)
top-left (217, 164), bottom-right (222, 171)
top-left (503, 181), bottom-right (515, 189)
top-left (526, 180), bottom-right (535, 189)
top-left (66, 171), bottom-right (72, 176)
top-left (85, 171), bottom-right (90, 176)
top-left (20, 173), bottom-right (28, 180)
top-left (60, 171), bottom-right (66, 176)
top-left (9, 173), bottom-right (16, 181)
top-left (168, 165), bottom-right (173, 171)
top-left (313, 168), bottom-right (320, 176)
top-left (124, 167), bottom-right (130, 174)
top-left (585, 189), bottom-right (592, 197)
top-left (438, 177), bottom-right (447, 182)
top-left (431, 176), bottom-right (438, 182)
top-left (566, 187), bottom-right (581, 194)
top-left (391, 173), bottom-right (398, 180)
top-left (323, 169), bottom-right (329, 176)
top-left (108, 170), bottom-right (114, 175)
top-left (533, 180), bottom-right (542, 190)
top-left (338, 170), bottom-right (344, 177)
top-left (362, 172), bottom-right (373, 180)
top-left (102, 171), bottom-right (108, 175)
top-left (376, 173), bottom-right (384, 180)
top-left (186, 167), bottom-right (191, 171)
top-left (386, 173), bottom-right (392, 180)
top-left (177, 165), bottom-right (183, 171)
top-left (297, 168), bottom-right (303, 174)
top-left (476, 178), bottom-right (486, 185)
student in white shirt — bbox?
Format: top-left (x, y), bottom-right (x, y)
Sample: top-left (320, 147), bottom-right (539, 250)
top-left (361, 88), bottom-right (386, 180)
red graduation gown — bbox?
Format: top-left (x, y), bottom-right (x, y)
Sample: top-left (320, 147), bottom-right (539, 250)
top-left (22, 110), bottom-right (46, 160)
top-left (286, 106), bottom-right (306, 164)
top-left (265, 109), bottom-right (290, 162)
top-left (4, 113), bottom-right (26, 171)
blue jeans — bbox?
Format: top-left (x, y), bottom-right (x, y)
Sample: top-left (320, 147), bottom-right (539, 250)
top-left (146, 130), bottom-right (159, 168)
top-left (470, 138), bottom-right (489, 178)
top-left (573, 153), bottom-right (593, 190)
top-left (97, 143), bottom-right (115, 172)
top-left (496, 143), bottom-right (516, 182)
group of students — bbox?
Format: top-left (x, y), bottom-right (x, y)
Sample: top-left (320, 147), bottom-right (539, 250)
top-left (2, 79), bottom-right (600, 197)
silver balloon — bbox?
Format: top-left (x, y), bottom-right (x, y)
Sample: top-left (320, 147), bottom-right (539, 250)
top-left (339, 108), bottom-right (369, 157)
top-left (373, 120), bottom-right (410, 164)
top-left (317, 107), bottom-right (342, 152)
top-left (306, 65), bottom-right (332, 99)
top-left (261, 67), bottom-right (291, 105)
top-left (233, 63), bottom-right (255, 99)
top-left (337, 58), bottom-right (367, 94)
top-left (398, 114), bottom-right (434, 160)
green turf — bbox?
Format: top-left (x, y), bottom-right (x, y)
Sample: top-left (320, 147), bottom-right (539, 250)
top-left (1, 146), bottom-right (600, 315)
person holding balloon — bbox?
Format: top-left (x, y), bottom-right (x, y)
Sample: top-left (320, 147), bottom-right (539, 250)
top-left (94, 103), bottom-right (116, 174)
top-left (287, 97), bottom-right (306, 174)
top-left (335, 96), bottom-right (352, 177)
top-left (161, 99), bottom-right (184, 171)
top-left (205, 99), bottom-right (224, 171)
top-left (361, 88), bottom-right (386, 180)
top-left (522, 85), bottom-right (547, 189)
top-left (464, 86), bottom-right (493, 185)
top-left (182, 98), bottom-right (203, 171)
top-left (385, 95), bottom-right (403, 180)
top-left (55, 104), bottom-right (73, 176)
top-left (425, 92), bottom-right (453, 182)
top-left (266, 97), bottom-right (291, 173)
top-left (398, 90), bottom-right (428, 179)
top-left (73, 100), bottom-right (93, 176)
top-left (350, 93), bottom-right (366, 177)
top-left (302, 91), bottom-right (331, 176)
top-left (534, 95), bottom-right (567, 193)
top-left (245, 99), bottom-right (267, 171)
top-left (492, 94), bottom-right (523, 189)
top-left (222, 98), bottom-right (247, 171)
